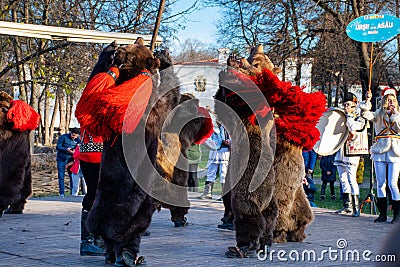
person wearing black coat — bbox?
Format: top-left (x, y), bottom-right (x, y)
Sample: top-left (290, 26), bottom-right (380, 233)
top-left (320, 154), bottom-right (337, 200)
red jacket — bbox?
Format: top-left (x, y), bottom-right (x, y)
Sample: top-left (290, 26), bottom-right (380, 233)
top-left (79, 129), bottom-right (103, 163)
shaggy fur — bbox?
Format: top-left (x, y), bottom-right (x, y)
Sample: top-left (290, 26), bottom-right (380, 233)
top-left (77, 44), bottom-right (181, 264)
top-left (152, 49), bottom-right (212, 225)
top-left (272, 138), bottom-right (314, 242)
top-left (215, 68), bottom-right (278, 254)
top-left (245, 51), bottom-right (324, 243)
top-left (0, 92), bottom-right (34, 216)
top-left (154, 93), bottom-right (211, 225)
top-left (218, 47), bottom-right (325, 254)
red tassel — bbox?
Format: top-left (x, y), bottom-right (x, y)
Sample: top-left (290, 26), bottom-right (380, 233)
top-left (194, 107), bottom-right (213, 144)
top-left (76, 69), bottom-right (152, 140)
top-left (7, 100), bottom-right (40, 132)
top-left (75, 67), bottom-right (119, 134)
top-left (248, 68), bottom-right (326, 148)
top-left (121, 76), bottom-right (153, 135)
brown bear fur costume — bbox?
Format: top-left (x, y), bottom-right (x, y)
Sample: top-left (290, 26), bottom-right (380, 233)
top-left (151, 50), bottom-right (213, 227)
top-left (218, 46), bottom-right (326, 257)
top-left (153, 93), bottom-right (212, 227)
top-left (246, 46), bottom-right (325, 243)
top-left (0, 91), bottom-right (39, 216)
top-left (76, 42), bottom-right (181, 266)
top-left (215, 62), bottom-right (278, 258)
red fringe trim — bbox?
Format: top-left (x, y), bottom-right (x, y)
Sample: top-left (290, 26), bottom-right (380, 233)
top-left (75, 68), bottom-right (152, 140)
top-left (7, 100), bottom-right (40, 132)
top-left (194, 107), bottom-right (213, 144)
top-left (249, 68), bottom-right (327, 149)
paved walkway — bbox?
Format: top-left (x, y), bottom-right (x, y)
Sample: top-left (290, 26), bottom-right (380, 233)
top-left (0, 192), bottom-right (398, 267)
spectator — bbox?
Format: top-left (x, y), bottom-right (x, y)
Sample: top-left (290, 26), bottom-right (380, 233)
top-left (66, 145), bottom-right (87, 196)
top-left (320, 153), bottom-right (337, 200)
top-left (303, 174), bottom-right (317, 207)
top-left (78, 129), bottom-right (104, 256)
top-left (187, 144), bottom-right (201, 192)
top-left (302, 149), bottom-right (318, 177)
top-left (56, 128), bottom-right (80, 196)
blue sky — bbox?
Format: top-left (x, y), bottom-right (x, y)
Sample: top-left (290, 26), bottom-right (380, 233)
top-left (171, 0), bottom-right (221, 45)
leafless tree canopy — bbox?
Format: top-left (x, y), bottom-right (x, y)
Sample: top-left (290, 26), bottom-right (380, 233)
top-left (210, 0), bottom-right (400, 104)
top-left (0, 0), bottom-right (399, 145)
top-left (0, 0), bottom-right (197, 145)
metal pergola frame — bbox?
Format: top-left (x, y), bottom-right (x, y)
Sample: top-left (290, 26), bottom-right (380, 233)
top-left (0, 21), bottom-right (162, 46)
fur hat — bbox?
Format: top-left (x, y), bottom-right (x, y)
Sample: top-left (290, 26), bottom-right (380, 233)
top-left (343, 92), bottom-right (358, 103)
top-left (381, 87), bottom-right (397, 97)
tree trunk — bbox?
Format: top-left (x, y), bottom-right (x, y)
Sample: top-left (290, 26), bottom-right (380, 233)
top-left (58, 91), bottom-right (67, 134)
top-left (65, 93), bottom-right (71, 131)
top-left (44, 89), bottom-right (51, 145)
top-left (50, 95), bottom-right (59, 145)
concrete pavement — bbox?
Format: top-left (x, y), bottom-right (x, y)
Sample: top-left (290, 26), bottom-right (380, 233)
top-left (0, 192), bottom-right (398, 266)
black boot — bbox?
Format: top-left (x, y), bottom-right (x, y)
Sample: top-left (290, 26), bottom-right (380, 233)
top-left (80, 210), bottom-right (104, 256)
top-left (218, 215), bottom-right (234, 230)
top-left (352, 195), bottom-right (360, 217)
top-left (4, 206), bottom-right (23, 214)
top-left (374, 197), bottom-right (387, 223)
top-left (335, 193), bottom-right (352, 215)
top-left (391, 200), bottom-right (400, 224)
top-left (320, 183), bottom-right (326, 201)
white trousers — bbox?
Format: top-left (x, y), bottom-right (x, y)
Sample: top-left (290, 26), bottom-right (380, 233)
top-left (374, 161), bottom-right (400, 200)
top-left (206, 162), bottom-right (228, 184)
top-left (337, 165), bottom-right (360, 195)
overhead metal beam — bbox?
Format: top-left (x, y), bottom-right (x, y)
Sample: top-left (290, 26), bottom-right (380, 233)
top-left (0, 21), bottom-right (162, 46)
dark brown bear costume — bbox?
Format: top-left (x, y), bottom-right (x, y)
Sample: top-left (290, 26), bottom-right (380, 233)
top-left (76, 43), bottom-right (180, 266)
top-left (215, 63), bottom-right (278, 258)
top-left (151, 49), bottom-right (213, 227)
top-left (154, 92), bottom-right (212, 227)
top-left (0, 91), bottom-right (40, 216)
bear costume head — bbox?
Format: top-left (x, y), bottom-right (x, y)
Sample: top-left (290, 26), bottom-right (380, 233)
top-left (114, 43), bottom-right (160, 84)
top-left (248, 44), bottom-right (282, 74)
top-left (87, 38), bottom-right (160, 84)
top-left (0, 91), bottom-right (40, 133)
top-left (0, 92), bottom-right (13, 128)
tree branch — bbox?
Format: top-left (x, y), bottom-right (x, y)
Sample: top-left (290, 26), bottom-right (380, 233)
top-left (0, 41), bottom-right (72, 78)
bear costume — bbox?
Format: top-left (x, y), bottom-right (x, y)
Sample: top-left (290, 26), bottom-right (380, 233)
top-left (217, 47), bottom-right (326, 257)
top-left (76, 42), bottom-right (180, 266)
top-left (215, 62), bottom-right (278, 258)
top-left (153, 92), bottom-right (213, 227)
top-left (248, 52), bottom-right (326, 243)
top-left (151, 50), bottom-right (213, 227)
top-left (0, 91), bottom-right (40, 216)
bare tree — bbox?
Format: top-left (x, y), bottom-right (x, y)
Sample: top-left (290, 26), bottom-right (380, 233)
top-left (0, 0), bottom-right (199, 145)
top-left (211, 0), bottom-right (400, 100)
top-left (173, 39), bottom-right (218, 63)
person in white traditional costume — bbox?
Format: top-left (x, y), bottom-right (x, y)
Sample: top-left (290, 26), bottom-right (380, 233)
top-left (361, 87), bottom-right (400, 224)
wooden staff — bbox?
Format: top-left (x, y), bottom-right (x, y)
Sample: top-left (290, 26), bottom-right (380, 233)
top-left (150, 0), bottom-right (166, 51)
top-left (368, 42), bottom-right (374, 94)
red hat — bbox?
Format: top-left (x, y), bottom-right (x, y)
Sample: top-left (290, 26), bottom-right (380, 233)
top-left (382, 87), bottom-right (397, 97)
